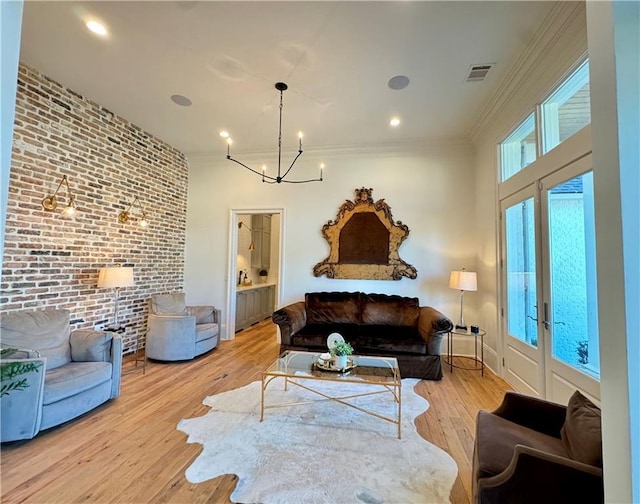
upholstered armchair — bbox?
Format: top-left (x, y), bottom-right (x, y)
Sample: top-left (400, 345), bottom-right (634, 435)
top-left (146, 293), bottom-right (220, 361)
top-left (472, 390), bottom-right (603, 504)
top-left (1, 309), bottom-right (122, 442)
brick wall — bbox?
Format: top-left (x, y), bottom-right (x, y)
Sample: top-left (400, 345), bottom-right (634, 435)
top-left (1, 64), bottom-right (189, 354)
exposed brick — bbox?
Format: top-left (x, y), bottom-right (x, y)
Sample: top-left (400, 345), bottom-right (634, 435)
top-left (2, 64), bottom-right (188, 355)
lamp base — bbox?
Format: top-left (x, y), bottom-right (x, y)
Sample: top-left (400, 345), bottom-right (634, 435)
top-left (455, 324), bottom-right (468, 330)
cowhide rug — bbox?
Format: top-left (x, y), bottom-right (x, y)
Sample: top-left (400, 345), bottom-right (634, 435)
top-left (177, 378), bottom-right (458, 503)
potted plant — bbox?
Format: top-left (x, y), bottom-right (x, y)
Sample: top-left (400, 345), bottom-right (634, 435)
top-left (258, 269), bottom-right (268, 283)
top-left (330, 340), bottom-right (354, 370)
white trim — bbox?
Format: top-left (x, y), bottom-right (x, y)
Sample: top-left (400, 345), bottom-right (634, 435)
top-left (186, 138), bottom-right (473, 164)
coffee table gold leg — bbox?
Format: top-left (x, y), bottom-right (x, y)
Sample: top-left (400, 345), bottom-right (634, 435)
top-left (397, 383), bottom-right (402, 439)
top-left (260, 375), bottom-right (265, 422)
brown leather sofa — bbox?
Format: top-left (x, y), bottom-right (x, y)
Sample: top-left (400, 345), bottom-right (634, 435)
top-left (473, 390), bottom-right (604, 504)
top-left (271, 291), bottom-right (453, 380)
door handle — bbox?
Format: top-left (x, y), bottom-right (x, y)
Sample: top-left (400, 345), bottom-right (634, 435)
top-left (528, 303), bottom-right (551, 329)
top-left (542, 302), bottom-right (550, 330)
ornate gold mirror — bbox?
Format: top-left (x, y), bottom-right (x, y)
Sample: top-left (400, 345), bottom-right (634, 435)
top-left (313, 187), bottom-right (417, 280)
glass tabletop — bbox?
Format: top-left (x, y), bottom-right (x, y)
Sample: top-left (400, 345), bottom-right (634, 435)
top-left (263, 351), bottom-right (400, 385)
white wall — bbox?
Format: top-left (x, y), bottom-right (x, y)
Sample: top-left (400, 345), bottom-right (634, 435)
top-left (587, 1), bottom-right (639, 501)
top-left (0, 1), bottom-right (23, 255)
top-left (185, 142), bottom-right (476, 338)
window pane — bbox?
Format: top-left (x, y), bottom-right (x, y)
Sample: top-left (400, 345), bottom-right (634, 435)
top-left (500, 114), bottom-right (537, 181)
top-left (548, 172), bottom-right (599, 379)
top-left (542, 60), bottom-right (591, 154)
top-left (505, 198), bottom-right (538, 347)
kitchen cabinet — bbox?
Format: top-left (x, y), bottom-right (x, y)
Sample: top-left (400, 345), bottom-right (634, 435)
top-left (250, 214), bottom-right (271, 270)
top-left (235, 284), bottom-right (276, 331)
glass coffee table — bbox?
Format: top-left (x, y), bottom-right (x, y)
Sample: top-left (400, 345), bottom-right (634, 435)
top-left (261, 350), bottom-right (402, 438)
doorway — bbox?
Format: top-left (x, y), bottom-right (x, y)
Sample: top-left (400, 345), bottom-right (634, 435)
top-left (500, 155), bottom-right (600, 403)
top-left (226, 208), bottom-right (285, 339)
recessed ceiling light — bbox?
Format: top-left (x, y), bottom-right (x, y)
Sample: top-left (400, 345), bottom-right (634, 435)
top-left (390, 117), bottom-right (401, 127)
top-left (86, 20), bottom-right (108, 36)
top-left (170, 94), bottom-right (192, 107)
top-left (388, 75), bottom-right (410, 90)
top-left (219, 131), bottom-right (229, 138)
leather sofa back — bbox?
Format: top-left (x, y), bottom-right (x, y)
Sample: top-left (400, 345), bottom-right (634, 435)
top-left (305, 292), bottom-right (362, 324)
top-left (304, 291), bottom-right (420, 327)
top-left (361, 293), bottom-right (419, 327)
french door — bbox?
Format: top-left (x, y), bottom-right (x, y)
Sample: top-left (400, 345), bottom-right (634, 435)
top-left (501, 154), bottom-right (600, 403)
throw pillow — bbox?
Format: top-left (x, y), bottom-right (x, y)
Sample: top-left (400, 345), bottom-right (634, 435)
top-left (560, 390), bottom-right (602, 467)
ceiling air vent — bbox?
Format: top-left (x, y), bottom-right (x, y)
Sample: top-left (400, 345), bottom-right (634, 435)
top-left (465, 63), bottom-right (495, 82)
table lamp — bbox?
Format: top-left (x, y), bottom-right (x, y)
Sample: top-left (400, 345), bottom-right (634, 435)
top-left (98, 265), bottom-right (135, 329)
top-left (449, 268), bottom-right (477, 330)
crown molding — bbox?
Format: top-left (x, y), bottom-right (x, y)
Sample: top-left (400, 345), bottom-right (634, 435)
top-left (467, 1), bottom-right (586, 144)
top-left (186, 137), bottom-right (473, 165)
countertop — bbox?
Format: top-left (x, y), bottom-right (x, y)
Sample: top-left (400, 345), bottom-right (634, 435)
top-left (236, 282), bottom-right (276, 292)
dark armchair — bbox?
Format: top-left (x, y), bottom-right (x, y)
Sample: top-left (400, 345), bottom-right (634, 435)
top-left (472, 390), bottom-right (603, 504)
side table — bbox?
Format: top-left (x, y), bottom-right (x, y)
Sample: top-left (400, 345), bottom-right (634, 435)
top-left (445, 327), bottom-right (486, 376)
top-left (109, 326), bottom-right (146, 375)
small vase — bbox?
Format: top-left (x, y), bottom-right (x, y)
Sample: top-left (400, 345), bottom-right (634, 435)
top-left (334, 354), bottom-right (348, 370)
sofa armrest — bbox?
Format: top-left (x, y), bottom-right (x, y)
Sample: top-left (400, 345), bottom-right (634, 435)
top-left (187, 305), bottom-right (216, 324)
top-left (478, 444), bottom-right (603, 504)
top-left (70, 330), bottom-right (115, 362)
top-left (1, 355), bottom-right (46, 441)
top-left (493, 391), bottom-right (567, 437)
top-left (417, 306), bottom-right (453, 355)
top-left (272, 302), bottom-right (306, 345)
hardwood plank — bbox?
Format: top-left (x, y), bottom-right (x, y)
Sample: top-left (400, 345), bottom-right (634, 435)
top-left (0, 320), bottom-right (510, 504)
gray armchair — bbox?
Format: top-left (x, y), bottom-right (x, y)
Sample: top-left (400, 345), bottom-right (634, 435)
top-left (146, 293), bottom-right (220, 361)
top-left (1, 309), bottom-right (122, 442)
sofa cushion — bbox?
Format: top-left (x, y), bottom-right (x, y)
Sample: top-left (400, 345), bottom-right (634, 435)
top-left (195, 323), bottom-right (218, 343)
top-left (475, 410), bottom-right (569, 477)
top-left (150, 293), bottom-right (187, 314)
top-left (43, 361), bottom-right (113, 405)
top-left (305, 292), bottom-right (362, 325)
top-left (354, 326), bottom-right (427, 355)
top-left (561, 391), bottom-right (602, 467)
top-left (1, 310), bottom-right (71, 370)
top-left (361, 293), bottom-right (419, 327)
top-left (293, 324), bottom-right (361, 348)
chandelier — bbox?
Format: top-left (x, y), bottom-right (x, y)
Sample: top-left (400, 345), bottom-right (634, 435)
top-left (223, 82), bottom-right (324, 184)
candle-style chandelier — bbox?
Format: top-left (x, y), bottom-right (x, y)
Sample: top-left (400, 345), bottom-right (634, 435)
top-left (222, 82), bottom-right (324, 184)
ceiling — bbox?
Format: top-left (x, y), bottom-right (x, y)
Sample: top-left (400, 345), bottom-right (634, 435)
top-left (18, 1), bottom-right (554, 158)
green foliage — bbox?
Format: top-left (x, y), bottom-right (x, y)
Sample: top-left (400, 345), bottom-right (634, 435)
top-left (1, 350), bottom-right (43, 397)
top-left (330, 341), bottom-right (354, 356)
top-left (577, 340), bottom-right (589, 365)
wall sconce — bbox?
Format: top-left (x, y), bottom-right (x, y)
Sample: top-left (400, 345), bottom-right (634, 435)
top-left (118, 196), bottom-right (148, 227)
top-left (42, 174), bottom-right (77, 215)
top-left (238, 222), bottom-right (255, 251)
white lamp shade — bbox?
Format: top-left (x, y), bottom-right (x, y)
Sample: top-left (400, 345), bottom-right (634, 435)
top-left (97, 266), bottom-right (135, 288)
top-left (449, 270), bottom-right (477, 291)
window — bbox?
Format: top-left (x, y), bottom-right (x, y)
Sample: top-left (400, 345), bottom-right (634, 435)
top-left (541, 60), bottom-right (591, 154)
top-left (500, 58), bottom-right (590, 182)
top-left (500, 113), bottom-right (537, 181)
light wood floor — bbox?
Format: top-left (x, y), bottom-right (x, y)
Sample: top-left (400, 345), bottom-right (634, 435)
top-left (1, 319), bottom-right (510, 503)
